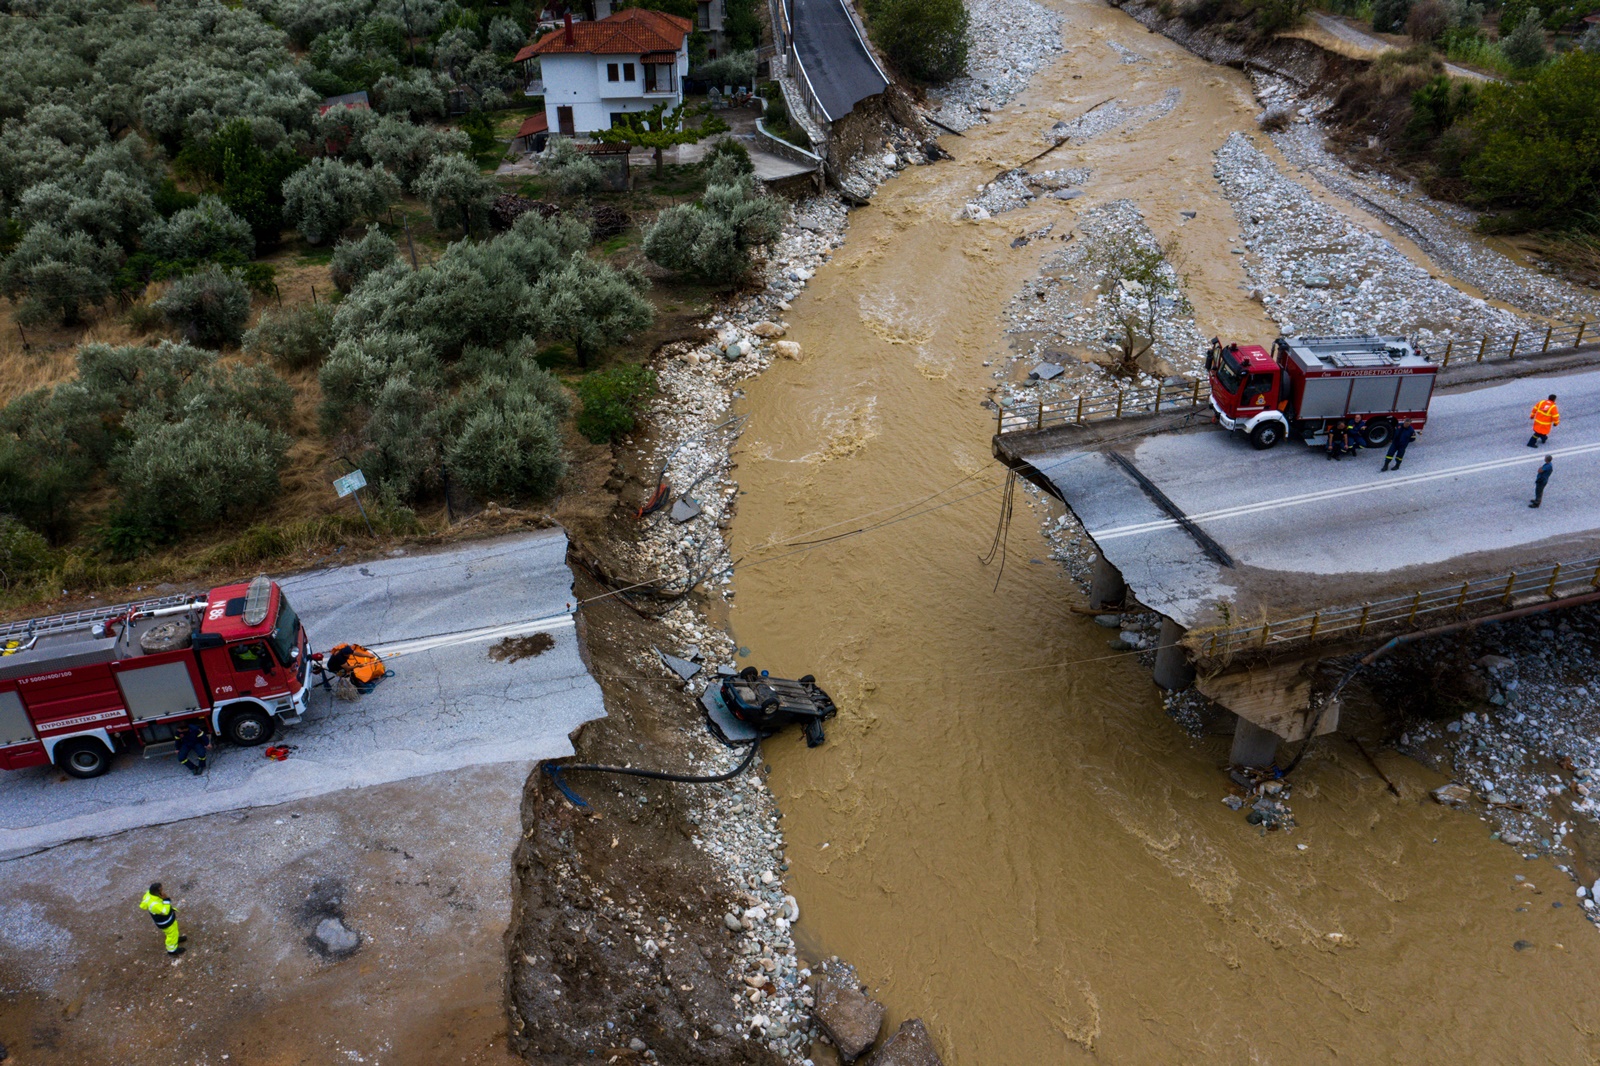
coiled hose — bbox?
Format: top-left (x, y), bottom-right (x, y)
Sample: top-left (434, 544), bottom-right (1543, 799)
top-left (542, 738), bottom-right (762, 807)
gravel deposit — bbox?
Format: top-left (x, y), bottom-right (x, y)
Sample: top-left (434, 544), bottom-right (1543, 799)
top-left (1213, 132), bottom-right (1541, 346)
top-left (1047, 88), bottom-right (1182, 145)
top-left (1266, 116), bottom-right (1600, 324)
top-left (998, 198), bottom-right (1206, 406)
top-left (929, 0), bottom-right (1064, 131)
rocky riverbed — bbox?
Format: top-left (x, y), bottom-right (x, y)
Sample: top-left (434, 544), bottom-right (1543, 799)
top-left (928, 0), bottom-right (1064, 130)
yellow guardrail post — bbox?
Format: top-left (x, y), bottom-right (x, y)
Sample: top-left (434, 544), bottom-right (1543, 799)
top-left (1407, 590), bottom-right (1423, 624)
top-left (1115, 392), bottom-right (1125, 419)
top-left (1576, 322), bottom-right (1587, 348)
top-left (1542, 326), bottom-right (1553, 353)
top-left (1547, 563), bottom-right (1562, 598)
top-left (1075, 394), bottom-right (1085, 423)
top-left (1508, 331), bottom-right (1520, 359)
top-left (1477, 334), bottom-right (1489, 363)
top-left (1502, 572), bottom-right (1517, 606)
top-left (1456, 581), bottom-right (1469, 610)
top-left (1442, 340), bottom-right (1453, 367)
top-left (1258, 622), bottom-right (1271, 648)
top-left (1154, 381), bottom-right (1164, 412)
top-left (1308, 612), bottom-right (1321, 640)
top-left (1357, 603), bottom-right (1371, 635)
top-left (1036, 403), bottom-right (1045, 431)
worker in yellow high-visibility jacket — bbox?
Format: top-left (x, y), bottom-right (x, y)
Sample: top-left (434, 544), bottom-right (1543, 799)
top-left (1529, 394), bottom-right (1560, 447)
top-left (139, 883), bottom-right (185, 956)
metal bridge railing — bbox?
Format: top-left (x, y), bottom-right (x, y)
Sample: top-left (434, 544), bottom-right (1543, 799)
top-left (995, 320), bottom-right (1598, 437)
top-left (1191, 555), bottom-right (1600, 658)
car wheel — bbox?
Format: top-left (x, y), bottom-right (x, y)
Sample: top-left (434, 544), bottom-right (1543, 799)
top-left (1249, 422), bottom-right (1283, 450)
top-left (139, 618), bottom-right (193, 654)
top-left (1362, 419), bottom-right (1394, 447)
top-left (222, 707), bottom-right (276, 746)
top-left (56, 738), bottom-right (112, 779)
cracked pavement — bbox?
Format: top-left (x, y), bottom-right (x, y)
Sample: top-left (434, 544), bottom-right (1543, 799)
top-left (0, 529), bottom-right (606, 859)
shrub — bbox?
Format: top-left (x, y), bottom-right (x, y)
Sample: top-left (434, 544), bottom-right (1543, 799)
top-left (281, 158), bottom-right (400, 245)
top-left (540, 136), bottom-right (604, 197)
top-left (0, 516), bottom-right (54, 588)
top-left (372, 70), bottom-right (450, 119)
top-left (1373, 0), bottom-right (1412, 32)
top-left (361, 115), bottom-right (470, 189)
top-left (704, 138), bottom-right (755, 185)
top-left (113, 415), bottom-right (289, 530)
top-left (243, 305), bottom-right (335, 371)
top-left (695, 51), bottom-right (758, 88)
top-left (330, 224), bottom-right (399, 292)
top-left (643, 174), bottom-right (782, 284)
top-left (1501, 7), bottom-right (1548, 68)
top-left (1462, 50), bottom-right (1600, 225)
top-left (414, 153), bottom-right (496, 235)
top-left (575, 365), bottom-right (657, 443)
top-left (865, 0), bottom-right (969, 81)
top-left (141, 196), bottom-right (255, 262)
top-left (1407, 0), bottom-right (1450, 40)
top-left (155, 265), bottom-right (253, 347)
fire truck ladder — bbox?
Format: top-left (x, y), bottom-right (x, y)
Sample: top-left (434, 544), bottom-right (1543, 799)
top-left (0, 593), bottom-right (200, 645)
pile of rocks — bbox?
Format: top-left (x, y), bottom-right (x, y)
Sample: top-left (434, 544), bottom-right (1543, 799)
top-left (812, 959), bottom-right (944, 1065)
top-left (1213, 132), bottom-right (1541, 346)
top-left (929, 0), bottom-right (1064, 131)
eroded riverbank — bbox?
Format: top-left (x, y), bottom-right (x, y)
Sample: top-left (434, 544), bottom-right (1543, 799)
top-left (726, 0), bottom-right (1600, 1060)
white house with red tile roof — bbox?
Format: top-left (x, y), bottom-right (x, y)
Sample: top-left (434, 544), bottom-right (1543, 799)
top-left (515, 9), bottom-right (692, 137)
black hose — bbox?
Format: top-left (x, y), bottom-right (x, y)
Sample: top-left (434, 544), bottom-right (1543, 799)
top-left (554, 736), bottom-right (762, 784)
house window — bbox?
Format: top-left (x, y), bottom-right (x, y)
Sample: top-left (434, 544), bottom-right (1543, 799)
top-left (623, 62), bottom-right (636, 80)
top-left (698, 2), bottom-right (711, 28)
top-left (607, 62), bottom-right (620, 81)
top-left (644, 63), bottom-right (676, 93)
top-left (610, 112), bottom-right (630, 128)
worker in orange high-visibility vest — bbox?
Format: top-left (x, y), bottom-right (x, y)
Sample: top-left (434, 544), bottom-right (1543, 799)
top-left (1529, 394), bottom-right (1560, 447)
top-left (138, 882), bottom-right (185, 956)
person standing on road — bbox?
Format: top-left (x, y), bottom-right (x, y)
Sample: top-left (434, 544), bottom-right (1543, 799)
top-left (1530, 456), bottom-right (1554, 508)
top-left (1382, 420), bottom-right (1419, 472)
top-left (175, 722), bottom-right (209, 777)
top-left (138, 883), bottom-right (185, 957)
top-left (1529, 394), bottom-right (1560, 447)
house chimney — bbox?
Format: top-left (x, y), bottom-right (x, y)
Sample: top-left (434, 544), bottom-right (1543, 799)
top-left (563, 11), bottom-right (574, 43)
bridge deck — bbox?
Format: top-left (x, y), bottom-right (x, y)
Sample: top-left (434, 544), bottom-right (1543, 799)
top-left (790, 0), bottom-right (888, 121)
top-left (1016, 365), bottom-right (1600, 635)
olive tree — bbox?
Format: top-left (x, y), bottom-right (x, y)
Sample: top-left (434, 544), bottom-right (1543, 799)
top-left (643, 170), bottom-right (782, 284)
top-left (540, 136), bottom-right (604, 197)
top-left (413, 154), bottom-right (496, 236)
top-left (155, 265), bottom-right (253, 347)
top-left (330, 224), bottom-right (399, 292)
top-left (281, 158), bottom-right (400, 245)
top-left (533, 257), bottom-right (654, 367)
top-left (113, 415), bottom-right (289, 530)
top-left (0, 225), bottom-right (122, 325)
top-left (141, 196), bottom-right (255, 263)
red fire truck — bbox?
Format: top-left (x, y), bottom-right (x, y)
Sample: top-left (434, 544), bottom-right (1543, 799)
top-left (0, 575), bottom-right (312, 779)
top-left (1207, 334), bottom-right (1438, 450)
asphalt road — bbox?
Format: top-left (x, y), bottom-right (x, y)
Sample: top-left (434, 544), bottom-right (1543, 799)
top-left (1031, 367), bottom-right (1600, 625)
top-left (790, 0), bottom-right (888, 121)
top-left (0, 530), bottom-right (606, 859)
top-left (1310, 13), bottom-right (1496, 82)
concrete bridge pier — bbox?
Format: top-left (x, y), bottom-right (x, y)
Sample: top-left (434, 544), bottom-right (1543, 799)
top-left (1230, 717), bottom-right (1280, 767)
top-left (1152, 617), bottom-right (1194, 690)
top-left (1089, 554), bottom-right (1126, 610)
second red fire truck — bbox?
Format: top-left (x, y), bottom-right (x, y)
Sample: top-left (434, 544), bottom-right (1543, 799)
top-left (0, 575), bottom-right (313, 779)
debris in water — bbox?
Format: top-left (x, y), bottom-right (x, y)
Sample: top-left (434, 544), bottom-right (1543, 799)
top-left (489, 633), bottom-right (556, 663)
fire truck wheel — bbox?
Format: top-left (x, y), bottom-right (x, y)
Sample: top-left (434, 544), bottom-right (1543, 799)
top-left (139, 618), bottom-right (193, 654)
top-left (221, 707), bottom-right (277, 746)
top-left (1362, 419), bottom-right (1394, 447)
top-left (1249, 422), bottom-right (1284, 450)
top-left (56, 738), bottom-right (112, 779)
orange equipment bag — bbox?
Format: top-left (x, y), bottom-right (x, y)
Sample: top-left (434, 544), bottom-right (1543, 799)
top-left (327, 643), bottom-right (386, 686)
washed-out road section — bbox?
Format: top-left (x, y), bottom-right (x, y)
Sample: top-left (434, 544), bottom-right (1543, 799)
top-left (1016, 366), bottom-right (1600, 628)
top-left (0, 528), bottom-right (606, 859)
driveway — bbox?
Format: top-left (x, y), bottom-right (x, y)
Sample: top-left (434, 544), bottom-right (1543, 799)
top-left (0, 529), bottom-right (606, 859)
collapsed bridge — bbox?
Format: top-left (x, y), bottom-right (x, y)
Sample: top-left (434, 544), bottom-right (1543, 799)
top-left (994, 333), bottom-right (1600, 765)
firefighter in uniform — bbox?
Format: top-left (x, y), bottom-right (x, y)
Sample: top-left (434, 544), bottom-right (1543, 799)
top-left (139, 882), bottom-right (185, 956)
top-left (1382, 420), bottom-right (1419, 471)
top-left (1529, 394), bottom-right (1560, 447)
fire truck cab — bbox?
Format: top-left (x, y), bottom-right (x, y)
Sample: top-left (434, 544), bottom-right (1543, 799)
top-left (1208, 334), bottom-right (1437, 450)
top-left (0, 576), bottom-right (312, 779)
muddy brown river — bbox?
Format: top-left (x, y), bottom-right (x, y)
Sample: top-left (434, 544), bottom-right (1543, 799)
top-left (727, 1), bottom-right (1600, 1060)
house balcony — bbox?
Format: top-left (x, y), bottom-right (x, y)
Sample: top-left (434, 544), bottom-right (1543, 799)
top-left (523, 79), bottom-right (545, 96)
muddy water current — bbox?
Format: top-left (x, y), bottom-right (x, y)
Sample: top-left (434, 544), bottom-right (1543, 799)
top-left (727, 1), bottom-right (1600, 1060)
